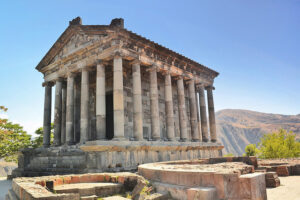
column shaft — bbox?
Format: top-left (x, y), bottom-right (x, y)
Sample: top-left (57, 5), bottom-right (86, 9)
top-left (66, 75), bottom-right (75, 144)
top-left (80, 69), bottom-right (89, 143)
top-left (96, 62), bottom-right (106, 140)
top-left (43, 83), bottom-right (52, 147)
top-left (165, 72), bottom-right (175, 141)
top-left (177, 78), bottom-right (188, 141)
top-left (61, 83), bottom-right (66, 144)
top-left (196, 91), bottom-right (202, 141)
top-left (53, 79), bottom-right (62, 146)
top-left (199, 86), bottom-right (209, 142)
top-left (132, 62), bottom-right (143, 140)
top-left (207, 87), bottom-right (217, 142)
top-left (150, 68), bottom-right (160, 140)
top-left (113, 55), bottom-right (125, 139)
top-left (188, 80), bottom-right (200, 141)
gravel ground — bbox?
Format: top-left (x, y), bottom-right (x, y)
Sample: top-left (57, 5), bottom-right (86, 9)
top-left (267, 176), bottom-right (300, 200)
top-left (0, 177), bottom-right (12, 200)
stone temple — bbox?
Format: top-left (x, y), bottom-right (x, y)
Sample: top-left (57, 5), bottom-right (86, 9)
top-left (15, 17), bottom-right (223, 176)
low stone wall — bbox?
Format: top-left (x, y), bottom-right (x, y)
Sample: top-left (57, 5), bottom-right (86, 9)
top-left (13, 141), bottom-right (223, 177)
top-left (8, 172), bottom-right (146, 200)
top-left (258, 158), bottom-right (300, 176)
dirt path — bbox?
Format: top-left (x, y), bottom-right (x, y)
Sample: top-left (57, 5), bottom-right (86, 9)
top-left (0, 177), bottom-right (12, 200)
top-left (267, 176), bottom-right (300, 200)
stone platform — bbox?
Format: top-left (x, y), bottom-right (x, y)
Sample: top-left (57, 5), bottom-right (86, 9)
top-left (13, 141), bottom-right (223, 177)
top-left (138, 159), bottom-right (267, 200)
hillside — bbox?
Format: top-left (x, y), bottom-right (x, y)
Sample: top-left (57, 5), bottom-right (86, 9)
top-left (216, 109), bottom-right (300, 155)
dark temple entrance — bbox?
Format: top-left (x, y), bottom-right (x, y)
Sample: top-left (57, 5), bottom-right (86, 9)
top-left (106, 92), bottom-right (114, 139)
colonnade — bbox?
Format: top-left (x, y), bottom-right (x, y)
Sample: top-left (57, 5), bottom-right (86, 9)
top-left (42, 55), bottom-right (217, 147)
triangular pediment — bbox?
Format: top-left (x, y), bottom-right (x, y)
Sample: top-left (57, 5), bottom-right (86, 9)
top-left (50, 32), bottom-right (104, 65)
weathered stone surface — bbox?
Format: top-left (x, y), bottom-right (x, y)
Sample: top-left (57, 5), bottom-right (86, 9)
top-left (239, 172), bottom-right (267, 200)
top-left (187, 187), bottom-right (217, 200)
top-left (265, 172), bottom-right (280, 188)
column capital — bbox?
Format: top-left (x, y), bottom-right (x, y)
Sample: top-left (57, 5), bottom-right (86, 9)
top-left (146, 65), bottom-right (158, 72)
top-left (173, 74), bottom-right (184, 81)
top-left (195, 83), bottom-right (205, 90)
top-left (130, 59), bottom-right (141, 66)
top-left (113, 50), bottom-right (123, 58)
top-left (66, 71), bottom-right (77, 78)
top-left (42, 81), bottom-right (54, 87)
top-left (205, 85), bottom-right (215, 90)
top-left (186, 78), bottom-right (195, 84)
top-left (55, 77), bottom-right (64, 82)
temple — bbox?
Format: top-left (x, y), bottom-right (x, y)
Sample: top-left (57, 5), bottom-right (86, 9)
top-left (15, 17), bottom-right (223, 176)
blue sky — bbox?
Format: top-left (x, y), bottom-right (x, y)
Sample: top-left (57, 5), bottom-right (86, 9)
top-left (0, 0), bottom-right (299, 134)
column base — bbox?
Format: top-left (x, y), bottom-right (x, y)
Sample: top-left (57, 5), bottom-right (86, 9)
top-left (150, 137), bottom-right (162, 141)
top-left (202, 138), bottom-right (209, 142)
top-left (43, 144), bottom-right (50, 148)
top-left (130, 137), bottom-right (145, 141)
top-left (191, 139), bottom-right (200, 142)
top-left (166, 138), bottom-right (176, 142)
top-left (179, 138), bottom-right (188, 142)
top-left (67, 141), bottom-right (76, 146)
top-left (211, 139), bottom-right (217, 143)
top-left (112, 137), bottom-right (127, 141)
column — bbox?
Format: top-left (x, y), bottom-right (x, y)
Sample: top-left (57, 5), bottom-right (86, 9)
top-left (80, 68), bottom-right (89, 143)
top-left (177, 77), bottom-right (188, 141)
top-left (165, 72), bottom-right (175, 141)
top-left (53, 78), bottom-right (62, 146)
top-left (206, 86), bottom-right (217, 142)
top-left (66, 73), bottom-right (75, 145)
top-left (199, 85), bottom-right (209, 142)
top-left (96, 61), bottom-right (106, 140)
top-left (149, 67), bottom-right (160, 140)
top-left (196, 90), bottom-right (202, 141)
top-left (61, 82), bottom-right (66, 144)
top-left (42, 82), bottom-right (52, 147)
top-left (188, 79), bottom-right (200, 141)
top-left (132, 60), bottom-right (143, 140)
top-left (113, 53), bottom-right (125, 140)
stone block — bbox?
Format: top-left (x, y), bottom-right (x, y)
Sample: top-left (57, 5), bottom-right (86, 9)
top-left (239, 172), bottom-right (267, 200)
top-left (265, 172), bottom-right (280, 188)
top-left (276, 165), bottom-right (289, 176)
top-left (187, 187), bottom-right (217, 200)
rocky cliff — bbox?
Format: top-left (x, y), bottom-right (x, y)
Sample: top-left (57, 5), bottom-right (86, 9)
top-left (216, 109), bottom-right (300, 155)
top-left (0, 160), bottom-right (17, 177)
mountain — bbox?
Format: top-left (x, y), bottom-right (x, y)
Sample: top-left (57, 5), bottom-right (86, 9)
top-left (216, 109), bottom-right (300, 156)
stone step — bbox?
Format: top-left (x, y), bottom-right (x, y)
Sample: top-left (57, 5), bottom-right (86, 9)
top-left (54, 182), bottom-right (123, 197)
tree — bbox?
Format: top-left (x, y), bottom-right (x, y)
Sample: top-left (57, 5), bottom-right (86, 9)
top-left (245, 144), bottom-right (259, 156)
top-left (223, 153), bottom-right (235, 157)
top-left (0, 106), bottom-right (32, 162)
top-left (258, 129), bottom-right (300, 159)
top-left (31, 124), bottom-right (54, 148)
